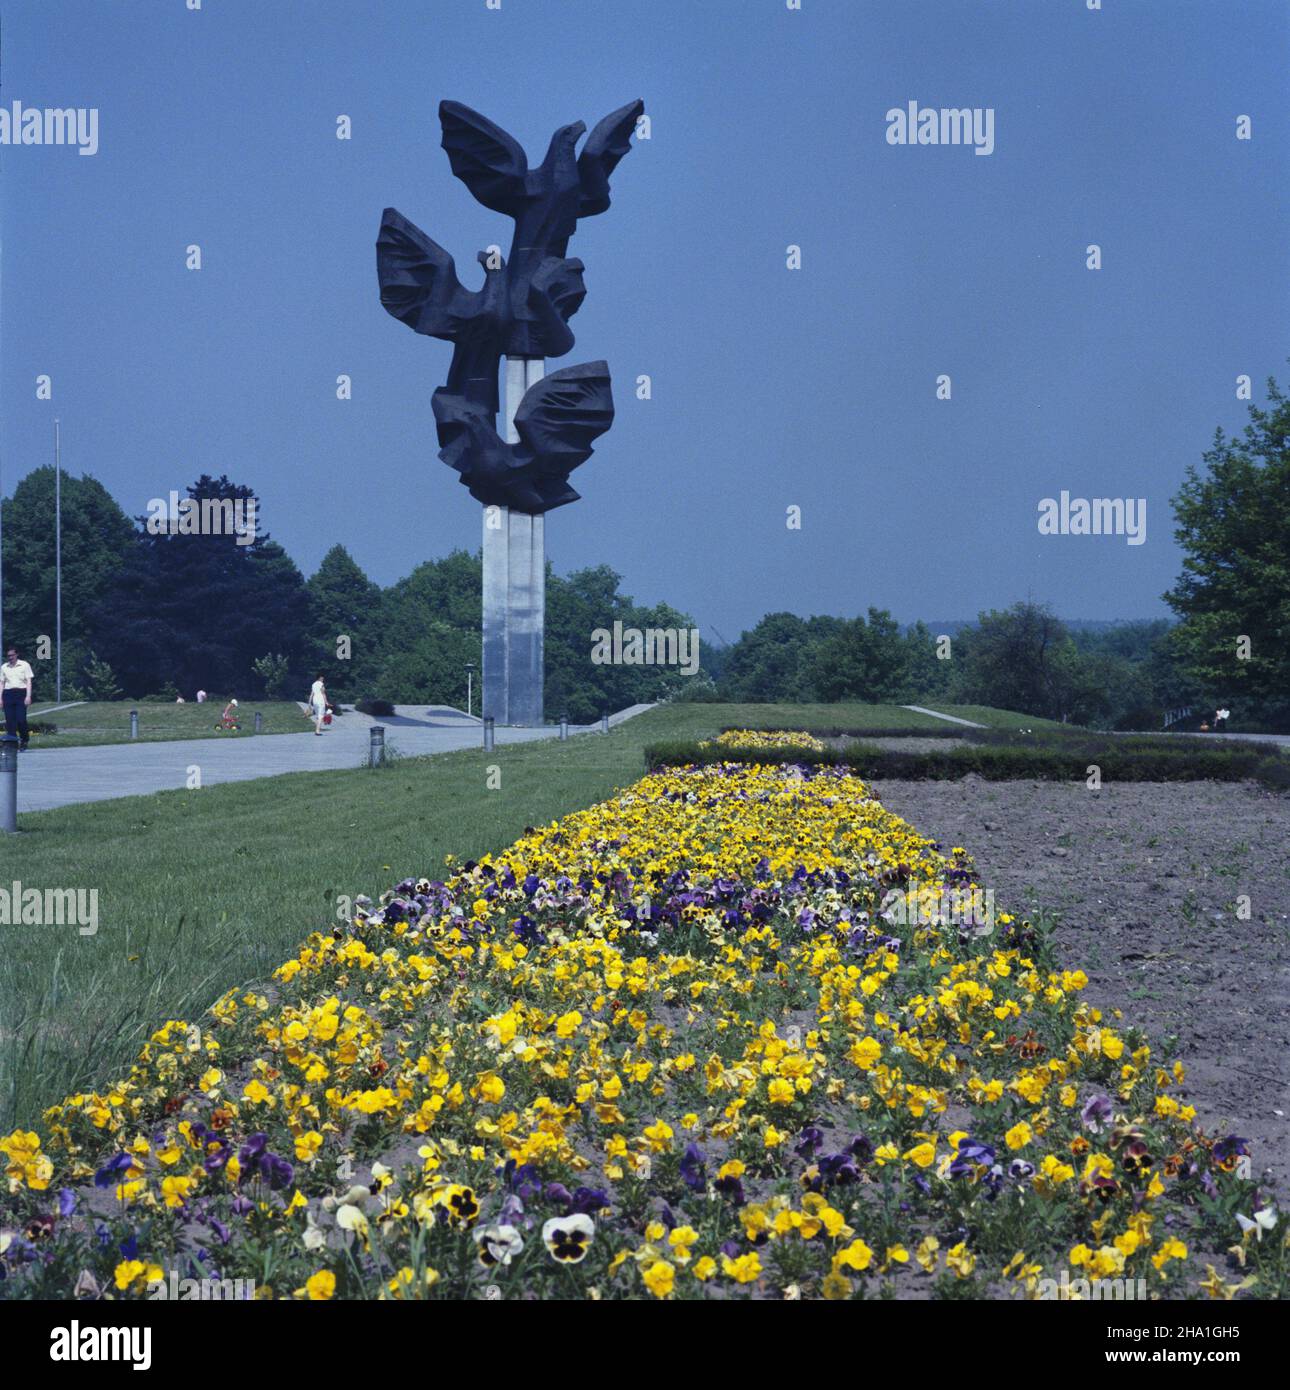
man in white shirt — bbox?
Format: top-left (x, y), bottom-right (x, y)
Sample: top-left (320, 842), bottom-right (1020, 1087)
top-left (1, 645), bottom-right (34, 750)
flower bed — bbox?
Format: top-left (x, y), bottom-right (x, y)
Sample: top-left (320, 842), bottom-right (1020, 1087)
top-left (1, 762), bottom-right (1282, 1300)
top-left (705, 728), bottom-right (828, 752)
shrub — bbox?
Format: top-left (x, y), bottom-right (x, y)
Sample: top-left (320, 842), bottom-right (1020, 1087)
top-left (252, 652), bottom-right (292, 699)
top-left (81, 651), bottom-right (122, 701)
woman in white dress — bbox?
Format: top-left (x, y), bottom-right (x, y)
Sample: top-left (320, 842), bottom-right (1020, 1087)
top-left (309, 674), bottom-right (328, 734)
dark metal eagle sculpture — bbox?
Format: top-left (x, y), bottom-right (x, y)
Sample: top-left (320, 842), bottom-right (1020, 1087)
top-left (377, 99), bottom-right (643, 513)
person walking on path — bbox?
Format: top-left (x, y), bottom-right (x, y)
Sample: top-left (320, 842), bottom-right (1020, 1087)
top-left (308, 674), bottom-right (328, 735)
top-left (1, 645), bottom-right (34, 750)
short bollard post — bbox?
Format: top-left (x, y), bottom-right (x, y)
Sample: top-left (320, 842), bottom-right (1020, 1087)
top-left (369, 725), bottom-right (385, 768)
top-left (559, 714), bottom-right (569, 741)
top-left (254, 711), bottom-right (263, 734)
top-left (130, 709), bottom-right (139, 740)
top-left (483, 716), bottom-right (495, 751)
top-left (600, 712), bottom-right (609, 735)
top-left (0, 736), bottom-right (18, 834)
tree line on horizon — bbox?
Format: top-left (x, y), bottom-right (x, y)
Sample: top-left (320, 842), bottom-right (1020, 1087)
top-left (1, 379), bottom-right (1286, 729)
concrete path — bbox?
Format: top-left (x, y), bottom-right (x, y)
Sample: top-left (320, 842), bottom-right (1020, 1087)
top-left (898, 707), bottom-right (1288, 745)
top-left (605, 703), bottom-right (657, 727)
top-left (12, 703), bottom-right (656, 814)
top-left (901, 705), bottom-right (987, 728)
top-left (1163, 730), bottom-right (1290, 747)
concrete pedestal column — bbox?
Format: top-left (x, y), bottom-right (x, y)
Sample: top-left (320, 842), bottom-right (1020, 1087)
top-left (481, 356), bottom-right (545, 726)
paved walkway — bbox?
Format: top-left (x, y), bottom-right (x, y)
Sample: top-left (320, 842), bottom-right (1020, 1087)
top-left (12, 704), bottom-right (656, 814)
top-left (901, 705), bottom-right (987, 728)
top-left (900, 709), bottom-right (1289, 745)
top-left (1165, 730), bottom-right (1290, 747)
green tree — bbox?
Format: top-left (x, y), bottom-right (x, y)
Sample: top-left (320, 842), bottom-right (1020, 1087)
top-left (92, 475), bottom-right (311, 698)
top-left (717, 613), bottom-right (844, 701)
top-left (1164, 378), bottom-right (1290, 728)
top-left (1067, 620), bottom-right (1200, 729)
top-left (546, 566), bottom-right (697, 722)
top-left (806, 608), bottom-right (919, 703)
top-left (1045, 646), bottom-right (1145, 728)
top-left (901, 621), bottom-right (954, 701)
top-left (369, 623), bottom-right (480, 706)
top-left (953, 602), bottom-right (1077, 720)
top-left (305, 546), bottom-right (384, 700)
top-left (0, 467), bottom-right (136, 660)
top-left (372, 551), bottom-right (482, 708)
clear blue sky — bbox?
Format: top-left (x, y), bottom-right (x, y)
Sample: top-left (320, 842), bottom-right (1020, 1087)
top-left (3, 0), bottom-right (1287, 640)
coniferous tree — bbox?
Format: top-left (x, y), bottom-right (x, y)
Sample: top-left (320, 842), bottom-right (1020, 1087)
top-left (305, 545), bottom-right (384, 700)
top-left (92, 475), bottom-right (310, 698)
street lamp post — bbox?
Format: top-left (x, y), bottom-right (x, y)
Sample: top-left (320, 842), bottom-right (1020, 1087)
top-left (465, 662), bottom-right (476, 719)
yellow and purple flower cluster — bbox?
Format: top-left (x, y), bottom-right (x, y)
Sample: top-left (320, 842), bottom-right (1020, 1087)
top-left (704, 728), bottom-right (827, 752)
top-left (1, 761), bottom-right (1282, 1300)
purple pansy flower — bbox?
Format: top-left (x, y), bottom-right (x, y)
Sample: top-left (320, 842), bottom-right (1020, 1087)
top-left (679, 1143), bottom-right (707, 1192)
top-left (1081, 1094), bottom-right (1113, 1134)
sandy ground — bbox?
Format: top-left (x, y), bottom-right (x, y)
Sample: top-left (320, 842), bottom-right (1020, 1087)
top-left (868, 775), bottom-right (1290, 1190)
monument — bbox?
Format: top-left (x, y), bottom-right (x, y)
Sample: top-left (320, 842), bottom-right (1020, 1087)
top-left (377, 98), bottom-right (644, 725)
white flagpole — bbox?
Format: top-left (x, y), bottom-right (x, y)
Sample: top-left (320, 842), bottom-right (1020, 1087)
top-left (55, 417), bottom-right (62, 701)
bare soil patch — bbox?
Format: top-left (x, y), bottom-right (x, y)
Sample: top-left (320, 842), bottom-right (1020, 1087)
top-left (842, 736), bottom-right (960, 755)
top-left (868, 776), bottom-right (1290, 1189)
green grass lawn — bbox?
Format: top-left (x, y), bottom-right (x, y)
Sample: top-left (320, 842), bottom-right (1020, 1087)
top-left (23, 699), bottom-right (311, 748)
top-left (0, 699), bottom-right (1023, 1129)
top-left (908, 703), bottom-right (1072, 730)
top-left (678, 702), bottom-right (959, 732)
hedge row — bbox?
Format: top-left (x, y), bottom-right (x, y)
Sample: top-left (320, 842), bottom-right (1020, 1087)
top-left (644, 739), bottom-right (1290, 789)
